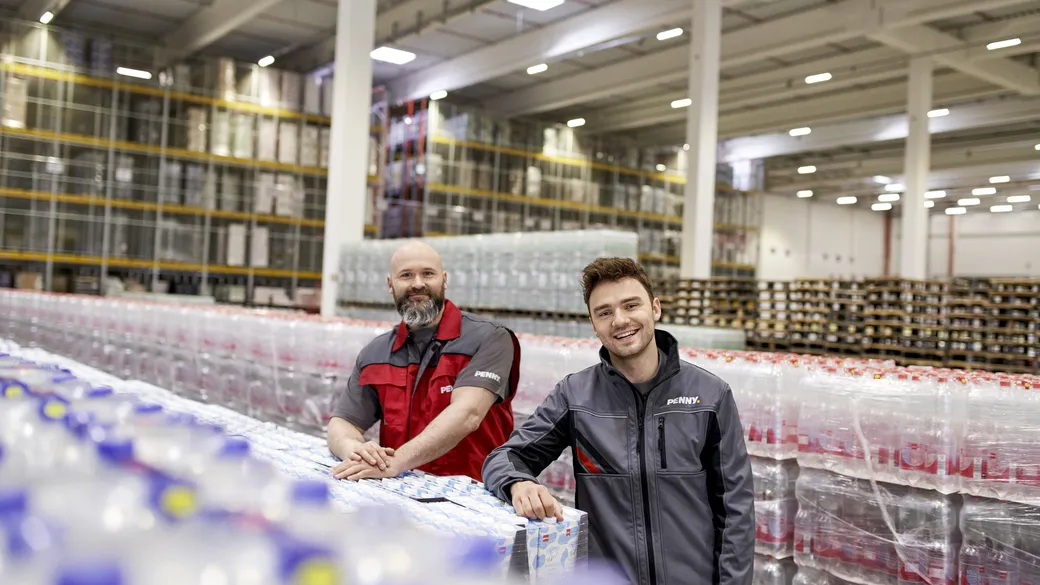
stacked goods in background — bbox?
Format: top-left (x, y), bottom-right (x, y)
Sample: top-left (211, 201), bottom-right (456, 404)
top-left (0, 20), bottom-right (385, 305)
top-left (0, 341), bottom-right (592, 584)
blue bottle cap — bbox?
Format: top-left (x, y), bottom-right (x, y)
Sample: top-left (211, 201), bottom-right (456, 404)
top-left (96, 437), bottom-right (134, 464)
top-left (275, 536), bottom-right (339, 584)
top-left (132, 402), bottom-right (163, 415)
top-left (218, 436), bottom-right (251, 458)
top-left (56, 559), bottom-right (124, 585)
top-left (38, 397), bottom-right (70, 422)
top-left (0, 380), bottom-right (29, 398)
top-left (164, 412), bottom-right (197, 426)
top-left (290, 480), bottom-right (330, 505)
top-left (452, 535), bottom-right (500, 573)
top-left (0, 487), bottom-right (28, 519)
top-left (85, 386), bottom-right (114, 399)
top-left (64, 412), bottom-right (96, 439)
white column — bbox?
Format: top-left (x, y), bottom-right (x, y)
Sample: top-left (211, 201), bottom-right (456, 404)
top-left (900, 57), bottom-right (932, 280)
top-left (320, 0), bottom-right (376, 317)
top-left (680, 0), bottom-right (722, 279)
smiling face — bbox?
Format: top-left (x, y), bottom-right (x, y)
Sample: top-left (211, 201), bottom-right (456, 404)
top-left (588, 276), bottom-right (661, 361)
top-left (387, 241), bottom-right (447, 329)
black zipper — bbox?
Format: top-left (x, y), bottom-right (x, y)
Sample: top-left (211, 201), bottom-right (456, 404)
top-left (658, 417), bottom-right (668, 469)
top-left (632, 388), bottom-right (658, 585)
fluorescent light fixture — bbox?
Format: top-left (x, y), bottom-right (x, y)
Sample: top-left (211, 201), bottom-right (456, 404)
top-left (39, 11), bottom-right (54, 24)
top-left (429, 90), bottom-right (448, 101)
top-left (805, 72), bottom-right (832, 84)
top-left (656, 164), bottom-right (666, 172)
top-left (116, 67), bottom-right (152, 80)
top-left (796, 190), bottom-right (813, 198)
top-left (798, 165), bottom-right (817, 174)
top-left (671, 98), bottom-right (692, 109)
top-left (924, 200), bottom-right (935, 208)
top-left (872, 203), bottom-right (892, 211)
top-left (885, 183), bottom-right (904, 192)
top-left (508, 0), bottom-right (565, 10)
top-left (928, 108), bottom-right (950, 118)
top-left (946, 207), bottom-right (966, 216)
top-left (873, 175), bottom-right (891, 184)
top-left (987, 38), bottom-right (1022, 51)
top-left (924, 190), bottom-right (946, 199)
top-left (657, 28), bottom-right (683, 41)
top-left (567, 118), bottom-right (585, 128)
top-left (989, 175), bottom-right (1011, 184)
top-left (371, 46), bottom-right (416, 65)
top-left (1035, 144), bottom-right (1040, 151)
top-left (258, 55), bottom-right (275, 68)
top-left (1007, 195), bottom-right (1031, 204)
top-left (682, 143), bottom-right (690, 151)
top-left (878, 193), bottom-right (900, 203)
top-left (972, 187), bottom-right (997, 196)
top-left (527, 63), bottom-right (548, 75)
top-left (789, 127), bottom-right (812, 137)
top-left (991, 204), bottom-right (1013, 213)
top-left (837, 196), bottom-right (857, 205)
top-left (959, 198), bottom-right (981, 206)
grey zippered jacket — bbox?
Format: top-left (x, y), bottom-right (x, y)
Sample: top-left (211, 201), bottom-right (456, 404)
top-left (483, 330), bottom-right (755, 585)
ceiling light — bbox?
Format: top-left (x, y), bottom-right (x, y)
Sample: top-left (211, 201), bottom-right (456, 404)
top-left (1007, 195), bottom-right (1031, 204)
top-left (991, 204), bottom-right (1013, 213)
top-left (878, 194), bottom-right (900, 203)
top-left (258, 55), bottom-right (275, 68)
top-left (527, 63), bottom-right (548, 75)
top-left (872, 203), bottom-right (892, 211)
top-left (946, 207), bottom-right (966, 216)
top-left (989, 175), bottom-right (1011, 184)
top-left (924, 200), bottom-right (935, 208)
top-left (657, 28), bottom-right (683, 41)
top-left (925, 190), bottom-right (946, 199)
top-left (116, 67), bottom-right (152, 80)
top-left (567, 118), bottom-right (585, 128)
top-left (507, 0), bottom-right (565, 10)
top-left (789, 127), bottom-right (811, 137)
top-left (371, 46), bottom-right (417, 65)
top-left (959, 198), bottom-right (981, 206)
top-left (837, 196), bottom-right (857, 205)
top-left (805, 72), bottom-right (832, 84)
top-left (671, 98), bottom-right (692, 109)
top-left (797, 190), bottom-right (813, 198)
top-left (656, 164), bottom-right (666, 172)
top-left (873, 176), bottom-right (891, 184)
top-left (429, 90), bottom-right (448, 101)
top-left (1035, 144), bottom-right (1040, 151)
top-left (798, 165), bottom-right (817, 174)
top-left (683, 143), bottom-right (690, 151)
top-left (972, 187), bottom-right (997, 196)
top-left (885, 183), bottom-right (904, 192)
top-left (928, 108), bottom-right (950, 118)
top-left (987, 38), bottom-right (1022, 51)
top-left (39, 11), bottom-right (54, 24)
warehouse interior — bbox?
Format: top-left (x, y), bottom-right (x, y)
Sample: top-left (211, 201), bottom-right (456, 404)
top-left (1, 0), bottom-right (1040, 584)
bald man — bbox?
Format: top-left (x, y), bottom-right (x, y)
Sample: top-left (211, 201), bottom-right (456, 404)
top-left (327, 240), bottom-right (520, 481)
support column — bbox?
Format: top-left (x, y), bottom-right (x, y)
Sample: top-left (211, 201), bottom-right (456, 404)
top-left (320, 0), bottom-right (376, 317)
top-left (900, 57), bottom-right (932, 280)
top-left (680, 0), bottom-right (722, 279)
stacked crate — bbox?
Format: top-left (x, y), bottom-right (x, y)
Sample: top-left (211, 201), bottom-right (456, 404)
top-left (786, 279), bottom-right (833, 355)
top-left (822, 280), bottom-right (865, 356)
top-left (949, 278), bottom-right (1038, 373)
top-left (747, 280), bottom-right (789, 352)
top-left (702, 278), bottom-right (757, 329)
top-left (862, 278), bottom-right (948, 367)
top-left (946, 277), bottom-right (990, 370)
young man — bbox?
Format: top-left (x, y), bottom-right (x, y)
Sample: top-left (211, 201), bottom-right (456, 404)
top-left (482, 258), bottom-right (755, 585)
top-left (327, 240), bottom-right (520, 481)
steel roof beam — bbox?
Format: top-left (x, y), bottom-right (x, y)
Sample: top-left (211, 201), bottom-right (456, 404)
top-left (161, 0), bottom-right (283, 63)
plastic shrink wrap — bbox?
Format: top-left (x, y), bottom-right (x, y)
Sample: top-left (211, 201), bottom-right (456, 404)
top-left (754, 457), bottom-right (800, 558)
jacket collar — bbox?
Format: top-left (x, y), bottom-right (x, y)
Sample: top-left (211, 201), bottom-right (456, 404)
top-left (599, 329), bottom-right (682, 382)
top-left (391, 299), bottom-right (463, 353)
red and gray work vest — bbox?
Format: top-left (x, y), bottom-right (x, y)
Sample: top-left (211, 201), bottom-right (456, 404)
top-left (356, 301), bottom-right (519, 480)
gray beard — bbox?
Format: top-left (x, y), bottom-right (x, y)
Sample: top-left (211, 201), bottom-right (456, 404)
top-left (399, 297), bottom-right (443, 328)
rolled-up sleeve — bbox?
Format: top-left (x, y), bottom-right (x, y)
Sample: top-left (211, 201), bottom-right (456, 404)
top-left (330, 359), bottom-right (381, 431)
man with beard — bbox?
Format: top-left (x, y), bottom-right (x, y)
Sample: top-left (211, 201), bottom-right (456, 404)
top-left (327, 240), bottom-right (520, 481)
top-left (483, 258), bottom-right (754, 585)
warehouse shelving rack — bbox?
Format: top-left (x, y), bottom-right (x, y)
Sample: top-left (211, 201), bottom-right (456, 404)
top-left (383, 101), bottom-right (761, 281)
top-left (0, 20), bottom-right (385, 304)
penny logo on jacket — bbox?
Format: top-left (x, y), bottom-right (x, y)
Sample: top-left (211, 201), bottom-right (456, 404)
top-left (666, 396), bottom-right (701, 406)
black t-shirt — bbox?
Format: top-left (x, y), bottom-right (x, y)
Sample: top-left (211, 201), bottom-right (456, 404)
top-left (632, 348), bottom-right (667, 395)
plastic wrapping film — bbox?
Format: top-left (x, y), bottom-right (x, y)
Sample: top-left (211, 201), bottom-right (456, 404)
top-left (958, 496), bottom-right (1040, 585)
top-left (754, 555), bottom-right (798, 585)
top-left (794, 468), bottom-right (961, 585)
top-left (755, 457), bottom-right (800, 559)
top-left (792, 566), bottom-right (859, 585)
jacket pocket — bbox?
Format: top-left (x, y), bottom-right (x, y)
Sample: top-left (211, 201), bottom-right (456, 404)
top-left (654, 471), bottom-right (716, 585)
top-left (653, 408), bottom-right (715, 473)
top-left (575, 473), bottom-right (641, 585)
top-left (359, 365), bottom-right (409, 427)
top-left (572, 409), bottom-right (631, 475)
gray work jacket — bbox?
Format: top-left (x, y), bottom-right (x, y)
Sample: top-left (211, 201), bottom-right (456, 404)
top-left (482, 330), bottom-right (755, 585)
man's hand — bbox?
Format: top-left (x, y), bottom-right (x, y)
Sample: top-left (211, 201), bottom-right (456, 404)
top-left (347, 440), bottom-right (396, 470)
top-left (509, 481), bottom-right (564, 521)
top-left (333, 457), bottom-right (402, 481)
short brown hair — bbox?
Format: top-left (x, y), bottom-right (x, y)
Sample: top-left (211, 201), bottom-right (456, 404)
top-left (581, 257), bottom-right (655, 307)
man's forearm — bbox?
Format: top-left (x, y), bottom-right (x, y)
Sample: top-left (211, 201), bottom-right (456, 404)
top-left (393, 401), bottom-right (483, 471)
top-left (326, 417), bottom-right (367, 459)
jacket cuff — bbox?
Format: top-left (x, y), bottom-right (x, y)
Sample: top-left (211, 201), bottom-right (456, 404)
top-left (496, 473), bottom-right (538, 502)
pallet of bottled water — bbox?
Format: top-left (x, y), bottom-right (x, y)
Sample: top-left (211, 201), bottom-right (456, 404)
top-left (0, 341), bottom-right (605, 585)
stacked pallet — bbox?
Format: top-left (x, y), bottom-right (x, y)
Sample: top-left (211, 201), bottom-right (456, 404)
top-left (746, 280), bottom-right (789, 352)
top-left (861, 278), bottom-right (947, 367)
top-left (786, 279), bottom-right (833, 355)
top-left (657, 278), bottom-right (756, 329)
top-left (822, 280), bottom-right (866, 355)
top-left (948, 278), bottom-right (1038, 373)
